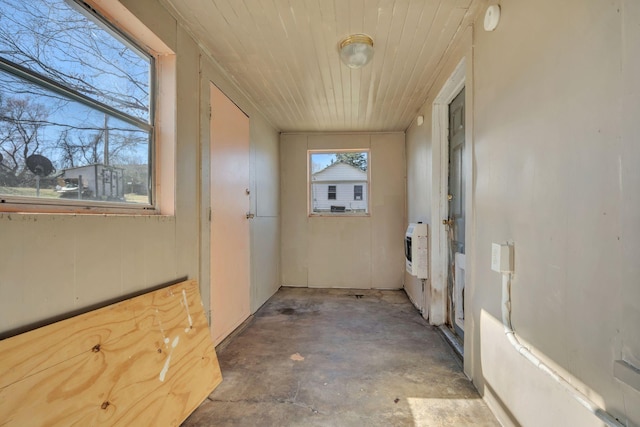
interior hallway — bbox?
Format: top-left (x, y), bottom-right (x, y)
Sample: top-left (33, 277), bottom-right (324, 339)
top-left (182, 288), bottom-right (499, 426)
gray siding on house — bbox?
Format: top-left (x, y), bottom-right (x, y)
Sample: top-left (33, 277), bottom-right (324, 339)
top-left (311, 162), bottom-right (368, 212)
top-left (311, 182), bottom-right (367, 212)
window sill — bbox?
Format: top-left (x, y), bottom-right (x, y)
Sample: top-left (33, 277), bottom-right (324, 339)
top-left (0, 196), bottom-right (159, 215)
top-left (308, 213), bottom-right (370, 218)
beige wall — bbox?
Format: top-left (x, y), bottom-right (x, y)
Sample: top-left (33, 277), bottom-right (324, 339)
top-left (406, 0), bottom-right (640, 425)
top-left (249, 117), bottom-right (280, 312)
top-left (405, 113), bottom-right (432, 312)
top-left (281, 133), bottom-right (406, 289)
top-left (0, 0), bottom-right (280, 335)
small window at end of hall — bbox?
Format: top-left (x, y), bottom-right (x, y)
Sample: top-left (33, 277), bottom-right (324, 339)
top-left (0, 0), bottom-right (154, 211)
top-left (309, 150), bottom-right (369, 215)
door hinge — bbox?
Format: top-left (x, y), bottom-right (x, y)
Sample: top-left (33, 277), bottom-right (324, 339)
top-left (208, 105), bottom-right (212, 119)
top-left (208, 208), bottom-right (212, 222)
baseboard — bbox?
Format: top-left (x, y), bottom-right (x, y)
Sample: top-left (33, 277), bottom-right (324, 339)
top-left (438, 325), bottom-right (464, 363)
top-left (215, 314), bottom-right (255, 353)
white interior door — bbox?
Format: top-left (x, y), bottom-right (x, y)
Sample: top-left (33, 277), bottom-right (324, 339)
top-left (209, 83), bottom-right (251, 345)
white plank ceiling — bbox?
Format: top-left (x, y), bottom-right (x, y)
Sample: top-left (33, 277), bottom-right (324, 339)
top-left (162, 0), bottom-right (484, 132)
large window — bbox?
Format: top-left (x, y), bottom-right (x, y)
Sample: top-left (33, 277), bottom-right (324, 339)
top-left (309, 150), bottom-right (369, 215)
top-left (0, 0), bottom-right (153, 209)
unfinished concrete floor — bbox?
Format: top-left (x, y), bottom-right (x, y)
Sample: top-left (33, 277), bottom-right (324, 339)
top-left (182, 288), bottom-right (500, 426)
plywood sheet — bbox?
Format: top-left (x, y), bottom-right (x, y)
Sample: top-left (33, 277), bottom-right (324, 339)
top-left (0, 279), bottom-right (221, 426)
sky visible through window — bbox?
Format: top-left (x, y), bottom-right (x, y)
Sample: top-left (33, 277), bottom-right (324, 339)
top-left (0, 0), bottom-right (150, 121)
top-left (0, 0), bottom-right (152, 204)
top-left (310, 152), bottom-right (368, 173)
top-left (311, 153), bottom-right (334, 173)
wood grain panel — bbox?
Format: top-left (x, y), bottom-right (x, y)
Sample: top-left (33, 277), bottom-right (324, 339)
top-left (388, 1), bottom-right (443, 126)
top-left (357, 1), bottom-right (380, 129)
top-left (162, 0), bottom-right (485, 132)
top-left (372, 0), bottom-right (411, 130)
top-left (278, 0), bottom-right (325, 128)
top-left (317, 0), bottom-right (342, 127)
top-left (0, 280), bottom-right (221, 426)
top-left (305, 0), bottom-right (337, 129)
top-left (250, 0), bottom-right (302, 125)
top-left (383, 1), bottom-right (438, 129)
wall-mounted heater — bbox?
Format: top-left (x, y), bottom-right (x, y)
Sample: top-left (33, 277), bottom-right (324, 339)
top-left (405, 223), bottom-right (428, 279)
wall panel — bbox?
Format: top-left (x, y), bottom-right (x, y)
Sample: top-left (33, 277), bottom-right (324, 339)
top-left (404, 0), bottom-right (640, 425)
top-left (280, 133), bottom-right (405, 290)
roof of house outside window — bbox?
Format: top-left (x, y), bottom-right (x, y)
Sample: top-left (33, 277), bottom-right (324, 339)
top-left (311, 162), bottom-right (367, 182)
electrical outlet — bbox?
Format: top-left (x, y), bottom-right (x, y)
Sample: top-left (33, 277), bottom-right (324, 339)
top-left (491, 243), bottom-right (513, 273)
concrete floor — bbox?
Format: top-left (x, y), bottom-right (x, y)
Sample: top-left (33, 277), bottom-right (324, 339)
top-left (182, 288), bottom-right (500, 427)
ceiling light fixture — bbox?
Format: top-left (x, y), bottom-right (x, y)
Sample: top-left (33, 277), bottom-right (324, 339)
top-left (338, 34), bottom-right (374, 69)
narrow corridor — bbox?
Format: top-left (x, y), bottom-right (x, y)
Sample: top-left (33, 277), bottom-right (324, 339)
top-left (183, 288), bottom-right (499, 426)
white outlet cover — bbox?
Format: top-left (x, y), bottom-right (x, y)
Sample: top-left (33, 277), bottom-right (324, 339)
top-left (491, 243), bottom-right (502, 272)
top-left (492, 242), bottom-right (512, 273)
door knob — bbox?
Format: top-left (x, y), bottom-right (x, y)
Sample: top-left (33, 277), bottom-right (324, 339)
top-left (246, 212), bottom-right (255, 219)
top-left (442, 218), bottom-right (453, 226)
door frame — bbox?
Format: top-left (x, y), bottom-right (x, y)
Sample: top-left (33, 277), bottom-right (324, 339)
top-left (200, 61), bottom-right (213, 329)
top-left (428, 57), bottom-right (473, 339)
top-left (199, 57), bottom-right (253, 337)
top-left (447, 86), bottom-right (466, 339)
top-left (207, 82), bottom-right (251, 345)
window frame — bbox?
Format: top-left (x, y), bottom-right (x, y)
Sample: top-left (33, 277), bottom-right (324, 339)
top-left (308, 148), bottom-right (370, 217)
top-left (328, 185), bottom-right (337, 200)
top-left (354, 185), bottom-right (363, 201)
top-left (0, 0), bottom-right (164, 215)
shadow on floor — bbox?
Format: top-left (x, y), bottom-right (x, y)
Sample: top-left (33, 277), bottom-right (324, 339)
top-left (182, 287), bottom-right (499, 427)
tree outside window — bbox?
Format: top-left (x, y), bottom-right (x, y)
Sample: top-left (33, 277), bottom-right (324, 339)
top-left (0, 0), bottom-right (153, 206)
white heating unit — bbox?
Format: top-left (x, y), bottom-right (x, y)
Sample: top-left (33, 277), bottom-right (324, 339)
top-left (405, 223), bottom-right (428, 279)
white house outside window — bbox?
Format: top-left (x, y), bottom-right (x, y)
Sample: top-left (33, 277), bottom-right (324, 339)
top-left (0, 0), bottom-right (154, 209)
top-left (309, 150), bottom-right (369, 215)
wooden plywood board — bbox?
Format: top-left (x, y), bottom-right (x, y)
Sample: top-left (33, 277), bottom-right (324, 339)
top-left (0, 279), bottom-right (221, 426)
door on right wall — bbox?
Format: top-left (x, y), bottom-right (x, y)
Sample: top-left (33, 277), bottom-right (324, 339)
top-left (447, 87), bottom-right (465, 339)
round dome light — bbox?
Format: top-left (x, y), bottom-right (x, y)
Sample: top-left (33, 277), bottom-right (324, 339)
top-left (338, 34), bottom-right (374, 69)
